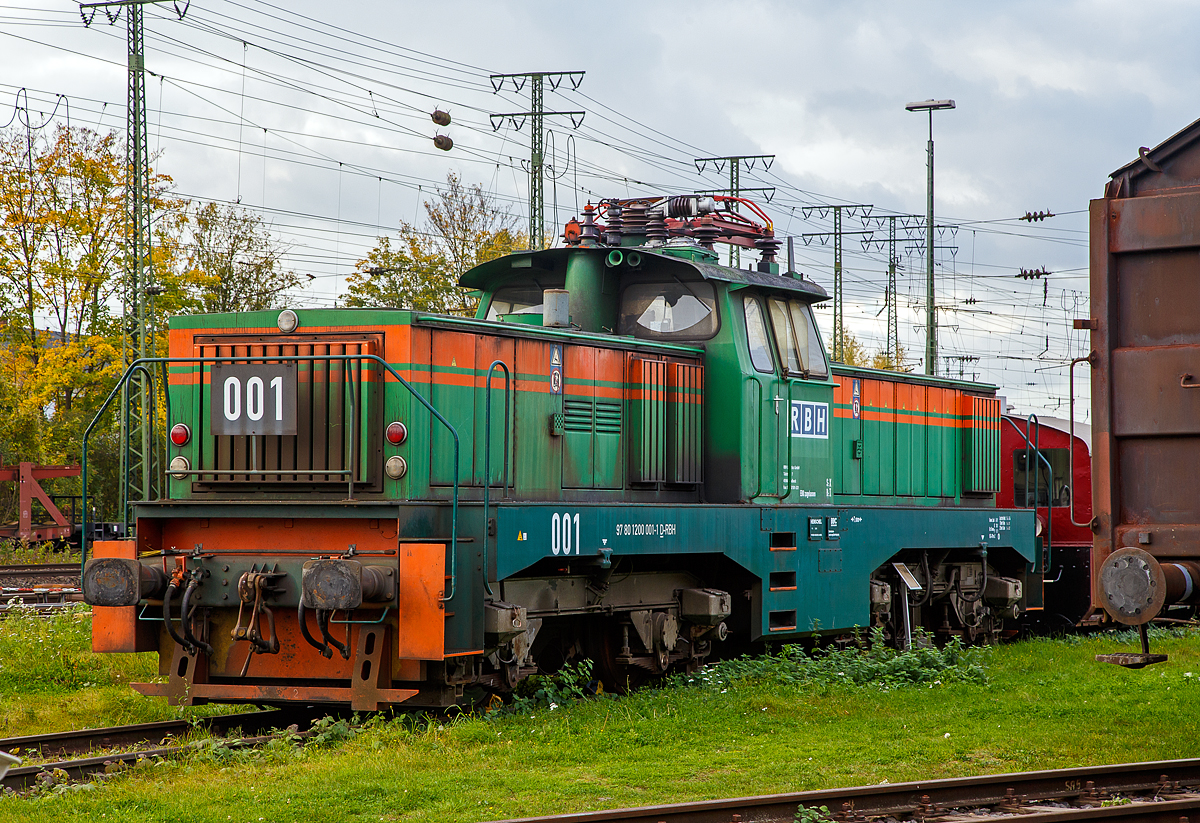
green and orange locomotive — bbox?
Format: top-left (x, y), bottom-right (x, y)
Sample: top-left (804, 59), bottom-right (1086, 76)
top-left (82, 195), bottom-right (1037, 710)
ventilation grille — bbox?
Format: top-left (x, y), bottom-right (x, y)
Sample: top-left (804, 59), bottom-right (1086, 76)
top-left (595, 401), bottom-right (622, 434)
top-left (963, 395), bottom-right (1001, 493)
top-left (564, 399), bottom-right (594, 432)
top-left (194, 334), bottom-right (380, 486)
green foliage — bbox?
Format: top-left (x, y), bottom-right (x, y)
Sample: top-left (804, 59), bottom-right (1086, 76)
top-left (180, 201), bottom-right (304, 314)
top-left (833, 328), bottom-right (869, 366)
top-left (7, 632), bottom-right (1200, 816)
top-left (675, 628), bottom-right (987, 693)
top-left (0, 602), bottom-right (156, 692)
top-left (499, 659), bottom-right (602, 715)
top-left (796, 804), bottom-right (834, 823)
top-left (871, 344), bottom-right (910, 372)
top-left (343, 172), bottom-right (523, 315)
top-left (0, 540), bottom-right (77, 565)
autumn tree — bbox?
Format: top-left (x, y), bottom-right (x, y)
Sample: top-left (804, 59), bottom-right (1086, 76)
top-left (343, 172), bottom-right (523, 315)
top-left (833, 328), bottom-right (869, 367)
top-left (0, 123), bottom-right (182, 518)
top-left (871, 345), bottom-right (909, 372)
top-left (182, 201), bottom-right (302, 314)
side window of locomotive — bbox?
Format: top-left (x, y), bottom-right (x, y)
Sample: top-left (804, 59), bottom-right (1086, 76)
top-left (743, 296), bottom-right (775, 374)
top-left (1012, 447), bottom-right (1072, 507)
top-left (788, 300), bottom-right (828, 377)
top-left (618, 281), bottom-right (718, 340)
top-left (485, 281), bottom-right (564, 320)
top-left (768, 298), bottom-right (801, 373)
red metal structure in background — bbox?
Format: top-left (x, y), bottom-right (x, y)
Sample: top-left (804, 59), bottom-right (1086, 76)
top-left (998, 416), bottom-right (1094, 628)
top-left (0, 462), bottom-right (80, 542)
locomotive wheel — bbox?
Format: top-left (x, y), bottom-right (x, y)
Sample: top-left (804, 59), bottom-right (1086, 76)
top-left (585, 619), bottom-right (651, 693)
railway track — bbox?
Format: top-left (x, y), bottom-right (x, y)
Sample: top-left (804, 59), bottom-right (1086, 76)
top-left (0, 563), bottom-right (80, 581)
top-left (0, 562), bottom-right (83, 615)
top-left (486, 759), bottom-right (1200, 823)
top-left (0, 708), bottom-right (331, 792)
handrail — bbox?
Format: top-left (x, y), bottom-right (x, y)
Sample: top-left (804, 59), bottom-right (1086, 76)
top-left (1001, 414), bottom-right (1054, 574)
top-left (481, 360), bottom-right (512, 598)
top-left (81, 353), bottom-right (460, 602)
top-left (1067, 356), bottom-right (1091, 528)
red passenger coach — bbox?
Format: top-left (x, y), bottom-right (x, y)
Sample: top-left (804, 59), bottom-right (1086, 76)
top-left (999, 415), bottom-right (1094, 628)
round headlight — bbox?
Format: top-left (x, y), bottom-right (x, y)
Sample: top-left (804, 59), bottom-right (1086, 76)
top-left (385, 455), bottom-right (408, 480)
top-left (170, 423), bottom-right (191, 447)
top-left (385, 421), bottom-right (408, 445)
top-left (169, 455), bottom-right (191, 480)
top-left (277, 309), bottom-right (299, 333)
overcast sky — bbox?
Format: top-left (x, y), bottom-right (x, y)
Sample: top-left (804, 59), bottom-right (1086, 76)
top-left (4, 0), bottom-right (1198, 416)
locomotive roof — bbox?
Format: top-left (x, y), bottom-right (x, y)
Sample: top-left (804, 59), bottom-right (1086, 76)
top-left (459, 246), bottom-right (831, 302)
top-left (1003, 414), bottom-right (1092, 450)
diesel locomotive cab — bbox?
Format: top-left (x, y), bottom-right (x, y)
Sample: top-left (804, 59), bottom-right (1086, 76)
top-left (82, 193), bottom-right (1037, 709)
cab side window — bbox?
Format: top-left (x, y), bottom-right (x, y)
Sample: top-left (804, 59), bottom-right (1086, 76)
top-left (743, 296), bottom-right (775, 373)
top-left (788, 300), bottom-right (828, 377)
top-left (768, 298), bottom-right (801, 373)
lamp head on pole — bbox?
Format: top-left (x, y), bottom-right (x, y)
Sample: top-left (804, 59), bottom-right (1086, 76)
top-left (905, 99), bottom-right (956, 112)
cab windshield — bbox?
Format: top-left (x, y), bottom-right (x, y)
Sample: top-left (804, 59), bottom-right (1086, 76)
top-left (618, 280), bottom-right (718, 341)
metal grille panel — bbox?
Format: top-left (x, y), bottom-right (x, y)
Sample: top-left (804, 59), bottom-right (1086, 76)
top-left (194, 334), bottom-right (381, 486)
top-left (962, 395), bottom-right (1000, 493)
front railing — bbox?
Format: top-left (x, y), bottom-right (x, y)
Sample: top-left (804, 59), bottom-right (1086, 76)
top-left (81, 353), bottom-right (461, 601)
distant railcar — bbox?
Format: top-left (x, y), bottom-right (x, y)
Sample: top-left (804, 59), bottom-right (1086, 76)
top-left (82, 196), bottom-right (1037, 709)
top-left (998, 415), bottom-right (1094, 628)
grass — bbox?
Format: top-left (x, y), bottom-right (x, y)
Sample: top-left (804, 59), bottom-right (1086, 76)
top-left (0, 603), bottom-right (239, 742)
top-left (0, 540), bottom-right (78, 566)
top-left (2, 618), bottom-right (1200, 821)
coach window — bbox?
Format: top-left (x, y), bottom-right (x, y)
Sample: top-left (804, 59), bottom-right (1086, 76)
top-left (1013, 448), bottom-right (1072, 507)
top-left (743, 296), bottom-right (775, 374)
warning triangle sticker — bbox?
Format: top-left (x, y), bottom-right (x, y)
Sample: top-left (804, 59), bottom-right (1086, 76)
top-left (451, 357), bottom-right (457, 367)
top-left (551, 349), bottom-right (561, 367)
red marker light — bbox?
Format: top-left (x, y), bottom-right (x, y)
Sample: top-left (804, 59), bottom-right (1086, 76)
top-left (385, 421), bottom-right (408, 446)
top-left (170, 423), bottom-right (191, 447)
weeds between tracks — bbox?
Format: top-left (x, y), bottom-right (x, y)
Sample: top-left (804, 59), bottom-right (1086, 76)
top-left (2, 613), bottom-right (1200, 820)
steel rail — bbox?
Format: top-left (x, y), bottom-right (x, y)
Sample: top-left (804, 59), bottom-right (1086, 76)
top-left (1, 732), bottom-right (302, 793)
top-left (0, 709), bottom-right (309, 763)
top-left (484, 758), bottom-right (1200, 823)
top-left (0, 563), bottom-right (83, 579)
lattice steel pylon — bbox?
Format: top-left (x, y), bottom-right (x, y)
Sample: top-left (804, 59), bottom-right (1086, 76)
top-left (800, 204), bottom-right (873, 363)
top-left (81, 0), bottom-right (187, 518)
top-left (489, 71), bottom-right (585, 250)
top-left (886, 216), bottom-right (899, 368)
top-left (694, 154), bottom-right (775, 268)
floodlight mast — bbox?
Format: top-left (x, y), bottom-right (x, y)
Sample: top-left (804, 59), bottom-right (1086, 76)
top-left (905, 99), bottom-right (955, 375)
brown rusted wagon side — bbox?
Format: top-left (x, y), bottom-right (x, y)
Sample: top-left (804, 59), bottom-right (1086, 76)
top-left (1089, 118), bottom-right (1200, 664)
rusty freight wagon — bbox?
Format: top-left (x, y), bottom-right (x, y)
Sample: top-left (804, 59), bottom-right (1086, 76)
top-left (82, 196), bottom-right (1037, 709)
top-left (1087, 118), bottom-right (1200, 662)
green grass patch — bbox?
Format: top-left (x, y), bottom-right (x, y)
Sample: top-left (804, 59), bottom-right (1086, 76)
top-left (0, 604), bottom-right (240, 741)
top-left (0, 540), bottom-right (78, 565)
top-left (3, 626), bottom-right (1200, 821)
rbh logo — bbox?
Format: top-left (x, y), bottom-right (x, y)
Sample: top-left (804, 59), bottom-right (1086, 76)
top-left (790, 400), bottom-right (829, 439)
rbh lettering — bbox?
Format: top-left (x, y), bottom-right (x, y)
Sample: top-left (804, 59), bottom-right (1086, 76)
top-left (790, 400), bottom-right (829, 439)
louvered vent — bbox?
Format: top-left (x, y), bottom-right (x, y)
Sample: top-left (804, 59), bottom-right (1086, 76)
top-left (194, 333), bottom-right (380, 487)
top-left (962, 395), bottom-right (1000, 493)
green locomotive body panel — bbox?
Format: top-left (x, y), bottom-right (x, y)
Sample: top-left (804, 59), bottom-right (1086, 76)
top-left (93, 211), bottom-right (1034, 709)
